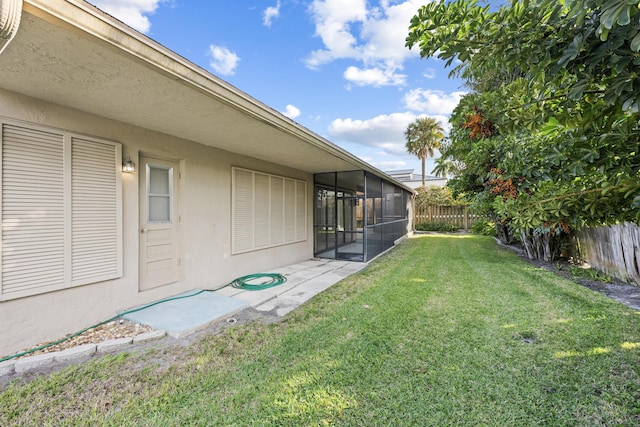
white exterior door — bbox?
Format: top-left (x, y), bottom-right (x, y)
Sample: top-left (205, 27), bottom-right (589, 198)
top-left (139, 156), bottom-right (181, 290)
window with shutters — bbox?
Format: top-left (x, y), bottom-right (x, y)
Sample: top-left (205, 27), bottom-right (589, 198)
top-left (232, 167), bottom-right (307, 254)
top-left (0, 120), bottom-right (122, 301)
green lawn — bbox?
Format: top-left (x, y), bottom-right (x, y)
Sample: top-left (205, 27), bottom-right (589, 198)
top-left (2, 235), bottom-right (640, 426)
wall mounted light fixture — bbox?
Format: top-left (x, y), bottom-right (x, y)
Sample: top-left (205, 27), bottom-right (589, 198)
top-left (122, 157), bottom-right (135, 173)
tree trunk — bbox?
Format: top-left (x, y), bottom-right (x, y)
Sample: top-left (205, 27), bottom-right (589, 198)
top-left (520, 229), bottom-right (558, 262)
top-left (488, 210), bottom-right (514, 244)
top-left (421, 155), bottom-right (426, 187)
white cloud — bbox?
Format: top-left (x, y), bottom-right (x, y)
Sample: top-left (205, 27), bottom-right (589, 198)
top-left (263, 1), bottom-right (281, 27)
top-left (377, 160), bottom-right (408, 170)
top-left (305, 0), bottom-right (430, 86)
top-left (281, 104), bottom-right (301, 119)
top-left (328, 111), bottom-right (450, 156)
top-left (359, 0), bottom-right (429, 62)
top-left (328, 112), bottom-right (415, 154)
top-left (423, 68), bottom-right (436, 79)
top-left (90, 0), bottom-right (165, 34)
top-left (208, 45), bottom-right (240, 76)
top-left (305, 0), bottom-right (366, 69)
top-left (343, 65), bottom-right (406, 87)
top-left (403, 89), bottom-right (467, 115)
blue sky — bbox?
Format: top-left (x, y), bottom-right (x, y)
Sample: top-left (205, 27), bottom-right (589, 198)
top-left (90, 0), bottom-right (467, 176)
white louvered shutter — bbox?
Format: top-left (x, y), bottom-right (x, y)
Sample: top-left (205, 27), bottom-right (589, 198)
top-left (233, 168), bottom-right (254, 253)
top-left (295, 181), bottom-right (307, 241)
top-left (1, 122), bottom-right (122, 301)
top-left (253, 173), bottom-right (270, 248)
top-left (270, 176), bottom-right (284, 245)
top-left (232, 167), bottom-right (306, 254)
top-left (71, 137), bottom-right (122, 285)
top-left (283, 178), bottom-right (296, 242)
top-left (1, 125), bottom-right (66, 298)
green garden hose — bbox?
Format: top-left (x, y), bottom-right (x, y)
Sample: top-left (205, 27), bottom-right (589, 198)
top-left (0, 273), bottom-right (287, 363)
top-left (228, 273), bottom-right (287, 291)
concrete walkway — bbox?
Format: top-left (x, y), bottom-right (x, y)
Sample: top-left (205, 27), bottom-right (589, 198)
top-left (217, 258), bottom-right (367, 316)
top-left (123, 258), bottom-right (367, 337)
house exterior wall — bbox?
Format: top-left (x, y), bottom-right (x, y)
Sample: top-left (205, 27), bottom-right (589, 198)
top-left (0, 88), bottom-right (314, 356)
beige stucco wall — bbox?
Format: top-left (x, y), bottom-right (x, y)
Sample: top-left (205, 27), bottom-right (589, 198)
top-left (0, 88), bottom-right (314, 356)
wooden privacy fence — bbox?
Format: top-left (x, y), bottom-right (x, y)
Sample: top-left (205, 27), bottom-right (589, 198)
top-left (414, 204), bottom-right (478, 230)
top-left (576, 222), bottom-right (640, 285)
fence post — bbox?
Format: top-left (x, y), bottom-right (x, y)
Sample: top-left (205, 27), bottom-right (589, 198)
top-left (464, 206), bottom-right (468, 230)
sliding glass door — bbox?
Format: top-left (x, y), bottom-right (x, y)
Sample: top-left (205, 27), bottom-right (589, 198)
top-left (336, 191), bottom-right (364, 261)
top-left (314, 186), bottom-right (336, 257)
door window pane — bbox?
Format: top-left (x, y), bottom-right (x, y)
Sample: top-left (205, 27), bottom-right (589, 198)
top-left (148, 165), bottom-right (172, 223)
top-left (149, 196), bottom-right (171, 222)
top-left (149, 166), bottom-right (170, 194)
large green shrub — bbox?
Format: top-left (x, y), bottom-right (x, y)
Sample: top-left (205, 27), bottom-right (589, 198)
top-left (414, 186), bottom-right (465, 208)
top-left (415, 222), bottom-right (460, 232)
top-left (471, 218), bottom-right (497, 236)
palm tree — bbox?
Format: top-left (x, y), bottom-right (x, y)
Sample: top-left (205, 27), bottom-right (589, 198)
top-left (404, 117), bottom-right (444, 187)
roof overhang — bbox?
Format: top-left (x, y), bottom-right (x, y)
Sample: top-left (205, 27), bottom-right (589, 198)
top-left (0, 0), bottom-right (413, 193)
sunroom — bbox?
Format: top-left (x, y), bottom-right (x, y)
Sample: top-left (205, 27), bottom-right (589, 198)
top-left (314, 171), bottom-right (413, 262)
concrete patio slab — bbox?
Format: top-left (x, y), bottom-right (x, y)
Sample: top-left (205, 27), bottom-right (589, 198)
top-left (255, 297), bottom-right (302, 317)
top-left (122, 290), bottom-right (249, 338)
top-left (230, 289), bottom-right (279, 307)
top-left (121, 259), bottom-right (366, 339)
top-left (289, 260), bottom-right (329, 269)
top-left (286, 269), bottom-right (329, 280)
top-left (278, 288), bottom-right (323, 304)
top-left (303, 273), bottom-right (351, 291)
top-left (221, 259), bottom-right (367, 314)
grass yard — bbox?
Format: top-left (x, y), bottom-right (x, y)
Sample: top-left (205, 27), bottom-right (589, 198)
top-left (2, 235), bottom-right (640, 426)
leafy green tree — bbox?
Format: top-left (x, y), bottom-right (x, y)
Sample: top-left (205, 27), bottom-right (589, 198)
top-left (414, 186), bottom-right (464, 208)
top-left (406, 0), bottom-right (640, 261)
top-left (405, 117), bottom-right (445, 187)
top-left (437, 96), bottom-right (517, 244)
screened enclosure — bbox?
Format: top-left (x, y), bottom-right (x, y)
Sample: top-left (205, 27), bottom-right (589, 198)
top-left (314, 171), bottom-right (412, 262)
